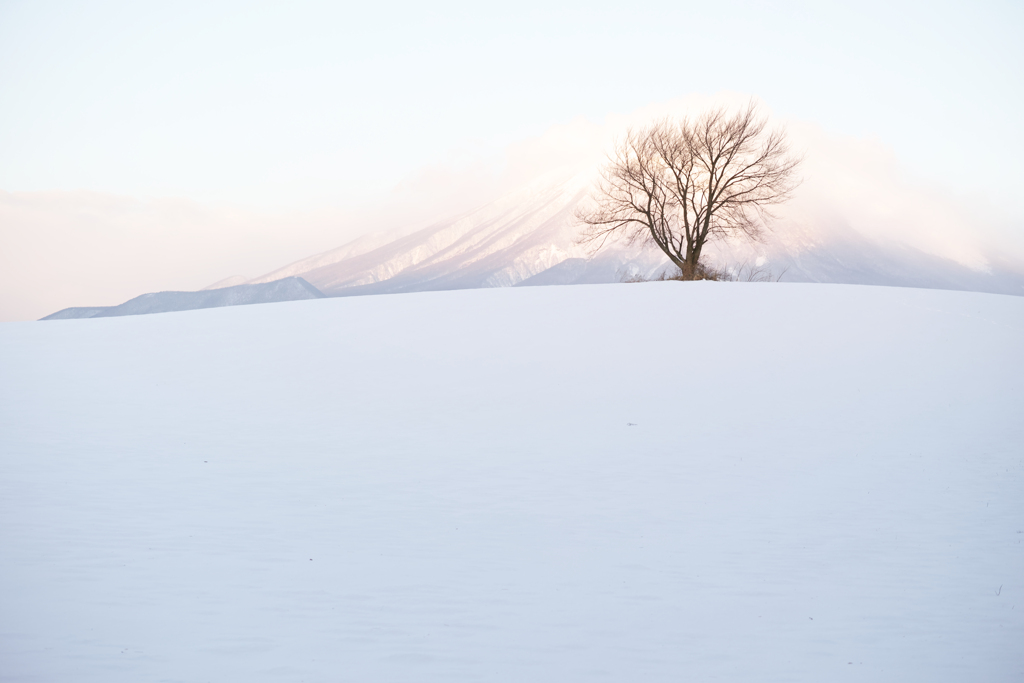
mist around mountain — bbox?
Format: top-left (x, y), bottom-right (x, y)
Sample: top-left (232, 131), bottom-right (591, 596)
top-left (38, 163), bottom-right (1024, 321)
top-left (232, 168), bottom-right (1024, 301)
top-left (30, 101), bottom-right (1024, 321)
top-left (209, 113), bottom-right (1024, 301)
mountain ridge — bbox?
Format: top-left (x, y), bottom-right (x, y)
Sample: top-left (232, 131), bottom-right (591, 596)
top-left (42, 276), bottom-right (324, 320)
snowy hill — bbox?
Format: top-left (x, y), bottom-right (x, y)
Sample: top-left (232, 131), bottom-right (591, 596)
top-left (42, 276), bottom-right (323, 319)
top-left (2, 282), bottom-right (1022, 682)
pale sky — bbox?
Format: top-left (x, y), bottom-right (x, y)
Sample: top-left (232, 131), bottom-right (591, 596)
top-left (1, 0), bottom-right (1022, 320)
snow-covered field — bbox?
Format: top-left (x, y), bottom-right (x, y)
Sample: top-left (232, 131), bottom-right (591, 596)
top-left (1, 282), bottom-right (1022, 682)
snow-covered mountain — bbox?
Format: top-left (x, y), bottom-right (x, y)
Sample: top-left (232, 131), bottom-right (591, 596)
top-left (245, 170), bottom-right (667, 295)
top-left (239, 169), bottom-right (1024, 298)
top-left (39, 147), bottom-right (1024, 321)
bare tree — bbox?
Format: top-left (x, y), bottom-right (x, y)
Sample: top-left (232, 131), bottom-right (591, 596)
top-left (576, 102), bottom-right (800, 279)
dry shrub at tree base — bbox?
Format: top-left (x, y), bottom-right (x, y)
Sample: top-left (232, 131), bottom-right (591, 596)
top-left (621, 262), bottom-right (788, 283)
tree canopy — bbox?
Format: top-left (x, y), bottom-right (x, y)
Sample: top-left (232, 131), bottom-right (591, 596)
top-left (576, 103), bottom-right (800, 279)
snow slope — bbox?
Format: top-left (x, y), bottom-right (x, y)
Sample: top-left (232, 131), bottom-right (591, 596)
top-left (1, 282), bottom-right (1022, 682)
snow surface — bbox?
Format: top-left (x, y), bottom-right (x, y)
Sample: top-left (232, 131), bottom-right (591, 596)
top-left (1, 282), bottom-right (1022, 682)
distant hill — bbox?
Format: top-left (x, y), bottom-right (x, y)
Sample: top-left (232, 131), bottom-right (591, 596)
top-left (42, 277), bottom-right (323, 320)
